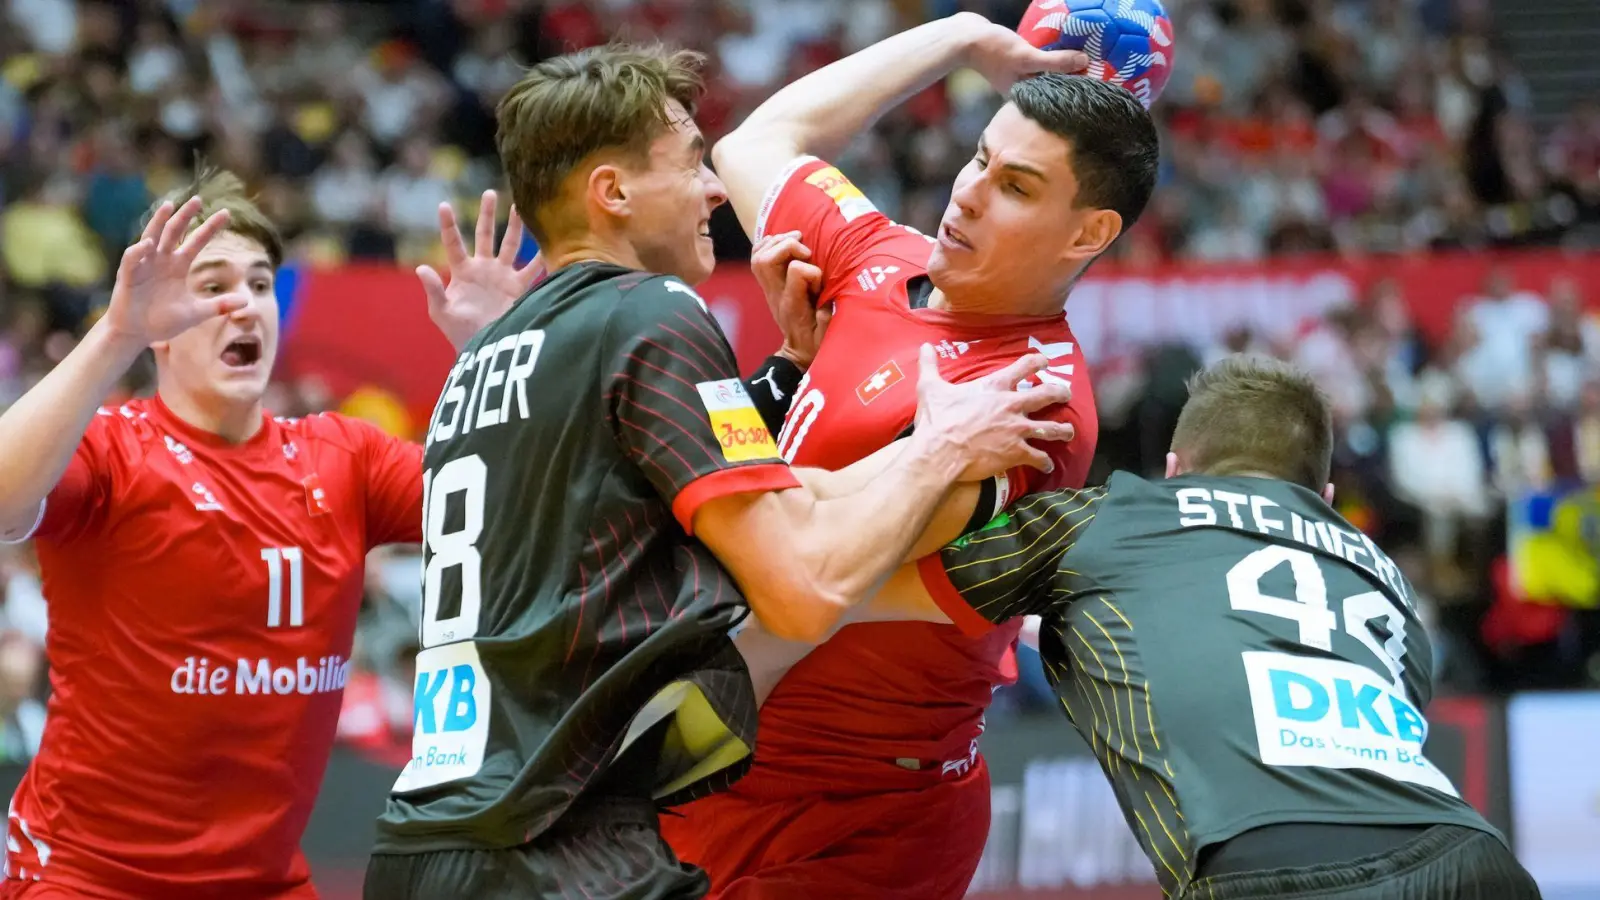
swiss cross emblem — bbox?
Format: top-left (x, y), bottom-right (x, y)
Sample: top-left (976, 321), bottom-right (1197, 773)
top-left (856, 360), bottom-right (905, 405)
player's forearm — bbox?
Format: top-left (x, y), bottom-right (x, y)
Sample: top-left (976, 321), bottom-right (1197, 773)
top-left (790, 437), bottom-right (966, 614)
top-left (0, 321), bottom-right (143, 534)
top-left (791, 440), bottom-right (905, 499)
top-left (795, 439), bottom-right (979, 560)
top-left (718, 14), bottom-right (982, 166)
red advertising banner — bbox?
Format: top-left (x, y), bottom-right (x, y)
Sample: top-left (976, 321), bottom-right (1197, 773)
top-left (279, 252), bottom-right (1600, 435)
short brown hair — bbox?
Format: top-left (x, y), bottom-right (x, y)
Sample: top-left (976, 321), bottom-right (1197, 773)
top-left (496, 43), bottom-right (705, 243)
top-left (149, 167), bottom-right (284, 267)
top-left (1170, 355), bottom-right (1333, 491)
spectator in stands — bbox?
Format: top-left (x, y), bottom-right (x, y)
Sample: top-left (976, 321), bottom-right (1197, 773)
top-left (1388, 381), bottom-right (1493, 567)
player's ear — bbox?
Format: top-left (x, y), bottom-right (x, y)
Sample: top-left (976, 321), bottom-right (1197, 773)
top-left (587, 164), bottom-right (630, 220)
top-left (1322, 483), bottom-right (1335, 505)
top-left (1063, 208), bottom-right (1121, 261)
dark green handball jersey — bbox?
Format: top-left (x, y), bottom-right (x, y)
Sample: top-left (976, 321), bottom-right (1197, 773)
top-left (373, 262), bottom-right (798, 855)
top-left (920, 472), bottom-right (1501, 896)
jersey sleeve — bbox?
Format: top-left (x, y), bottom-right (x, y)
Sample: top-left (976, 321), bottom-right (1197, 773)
top-left (21, 411), bottom-right (121, 545)
top-left (917, 485), bottom-right (1110, 636)
top-left (752, 155), bottom-right (902, 301)
top-left (604, 277), bottom-right (800, 533)
top-left (1007, 398), bottom-right (1093, 497)
top-left (357, 423), bottom-right (424, 548)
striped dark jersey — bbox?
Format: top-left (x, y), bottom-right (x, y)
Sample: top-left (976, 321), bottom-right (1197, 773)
top-left (918, 472), bottom-right (1500, 896)
top-left (374, 262), bottom-right (798, 853)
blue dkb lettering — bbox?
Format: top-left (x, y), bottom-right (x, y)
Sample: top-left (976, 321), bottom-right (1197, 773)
top-left (1335, 679), bottom-right (1390, 735)
top-left (1270, 669), bottom-right (1328, 722)
top-left (413, 669), bottom-right (449, 733)
top-left (443, 664), bottom-right (477, 731)
top-left (1390, 695), bottom-right (1426, 743)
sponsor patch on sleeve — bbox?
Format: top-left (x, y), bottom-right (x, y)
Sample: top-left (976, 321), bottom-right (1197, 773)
top-left (804, 166), bottom-right (878, 222)
top-left (696, 379), bottom-right (781, 462)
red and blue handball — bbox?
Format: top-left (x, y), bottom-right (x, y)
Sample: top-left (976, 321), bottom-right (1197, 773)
top-left (1018, 0), bottom-right (1175, 110)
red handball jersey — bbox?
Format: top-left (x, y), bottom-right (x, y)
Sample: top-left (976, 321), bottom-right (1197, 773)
top-left (748, 156), bottom-right (1097, 790)
top-left (3, 395), bottom-right (421, 899)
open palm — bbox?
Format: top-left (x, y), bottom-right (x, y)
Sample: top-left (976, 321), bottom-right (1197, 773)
top-left (418, 190), bottom-right (544, 351)
top-left (103, 197), bottom-right (240, 346)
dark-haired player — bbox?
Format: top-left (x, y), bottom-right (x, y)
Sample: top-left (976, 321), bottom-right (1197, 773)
top-left (365, 43), bottom-right (1075, 900)
top-left (0, 171), bottom-right (444, 899)
top-left (863, 356), bottom-right (1542, 900)
top-left (663, 12), bottom-right (1158, 898)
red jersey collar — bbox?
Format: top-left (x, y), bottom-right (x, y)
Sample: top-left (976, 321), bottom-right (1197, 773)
top-left (149, 392), bottom-right (278, 454)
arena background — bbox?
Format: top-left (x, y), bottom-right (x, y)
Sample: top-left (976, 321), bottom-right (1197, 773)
top-left (0, 0), bottom-right (1597, 896)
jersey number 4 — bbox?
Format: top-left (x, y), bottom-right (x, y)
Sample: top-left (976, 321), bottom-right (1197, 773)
top-left (421, 455), bottom-right (487, 648)
top-left (1226, 546), bottom-right (1409, 696)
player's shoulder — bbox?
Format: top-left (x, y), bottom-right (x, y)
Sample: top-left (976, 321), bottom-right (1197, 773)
top-left (757, 154), bottom-right (933, 252)
top-left (85, 399), bottom-right (162, 452)
top-left (602, 273), bottom-right (722, 344)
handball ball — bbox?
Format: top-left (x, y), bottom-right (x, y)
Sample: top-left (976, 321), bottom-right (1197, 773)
top-left (1018, 0), bottom-right (1175, 109)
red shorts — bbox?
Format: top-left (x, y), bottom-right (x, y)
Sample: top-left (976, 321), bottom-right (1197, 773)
top-left (661, 758), bottom-right (992, 900)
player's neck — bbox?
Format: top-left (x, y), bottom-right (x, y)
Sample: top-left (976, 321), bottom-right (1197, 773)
top-left (157, 386), bottom-right (264, 445)
top-left (926, 286), bottom-right (1064, 318)
top-left (540, 236), bottom-right (646, 276)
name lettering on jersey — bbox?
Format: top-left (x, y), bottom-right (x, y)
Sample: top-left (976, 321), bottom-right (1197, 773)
top-left (855, 265), bottom-right (900, 292)
top-left (663, 280), bottom-right (709, 313)
top-left (1175, 487), bottom-right (1410, 606)
top-left (695, 378), bottom-right (780, 462)
top-left (164, 435), bottom-right (194, 465)
top-left (191, 482), bottom-right (224, 512)
top-left (428, 328), bottom-right (546, 447)
top-left (856, 360), bottom-right (905, 405)
top-left (803, 166), bottom-right (877, 222)
top-left (1016, 337), bottom-right (1075, 390)
top-left (169, 654), bottom-right (351, 697)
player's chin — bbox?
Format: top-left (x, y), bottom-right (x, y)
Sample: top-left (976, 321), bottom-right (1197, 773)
top-left (211, 365), bottom-right (271, 402)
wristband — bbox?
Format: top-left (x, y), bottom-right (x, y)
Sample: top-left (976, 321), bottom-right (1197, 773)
top-left (745, 355), bottom-right (805, 436)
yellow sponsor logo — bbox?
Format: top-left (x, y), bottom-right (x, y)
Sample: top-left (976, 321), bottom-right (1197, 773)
top-left (804, 166), bottom-right (877, 221)
top-left (695, 378), bottom-right (780, 462)
top-left (709, 406), bottom-right (780, 462)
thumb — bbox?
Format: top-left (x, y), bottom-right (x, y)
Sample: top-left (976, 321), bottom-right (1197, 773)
top-left (791, 261), bottom-right (823, 290)
top-left (1032, 47), bottom-right (1090, 74)
top-left (916, 343), bottom-right (945, 390)
top-left (416, 265), bottom-right (447, 310)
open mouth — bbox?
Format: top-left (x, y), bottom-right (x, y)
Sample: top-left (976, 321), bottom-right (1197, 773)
top-left (941, 224), bottom-right (974, 250)
top-left (221, 336), bottom-right (262, 369)
top-left (698, 221), bottom-right (711, 240)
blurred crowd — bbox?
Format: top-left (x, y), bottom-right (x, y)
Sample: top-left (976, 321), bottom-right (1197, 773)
top-left (0, 0), bottom-right (1596, 759)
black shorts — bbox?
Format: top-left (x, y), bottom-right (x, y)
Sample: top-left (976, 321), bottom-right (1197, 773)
top-left (363, 800), bottom-right (709, 900)
top-left (1184, 824), bottom-right (1541, 899)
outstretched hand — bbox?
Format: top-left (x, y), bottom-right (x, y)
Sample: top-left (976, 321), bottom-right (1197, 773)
top-left (418, 190), bottom-right (545, 351)
top-left (750, 231), bottom-right (829, 369)
top-left (913, 345), bottom-right (1077, 481)
top-left (101, 197), bottom-right (240, 348)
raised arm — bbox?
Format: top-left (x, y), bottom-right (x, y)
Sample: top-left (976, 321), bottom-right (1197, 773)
top-left (713, 13), bottom-right (1087, 238)
top-left (0, 200), bottom-right (238, 539)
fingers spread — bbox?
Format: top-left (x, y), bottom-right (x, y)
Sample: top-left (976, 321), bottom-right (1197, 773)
top-left (500, 206), bottom-right (525, 265)
top-left (158, 197), bottom-right (203, 254)
top-left (176, 208), bottom-right (232, 260)
top-left (475, 191), bottom-right (497, 257)
top-left (141, 202), bottom-right (174, 244)
top-left (986, 352), bottom-right (1050, 389)
top-left (438, 203), bottom-right (468, 264)
top-left (1009, 380), bottom-right (1072, 412)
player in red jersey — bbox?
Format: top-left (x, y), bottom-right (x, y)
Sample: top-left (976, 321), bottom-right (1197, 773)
top-left (660, 13), bottom-right (1159, 899)
top-left (0, 175), bottom-right (526, 899)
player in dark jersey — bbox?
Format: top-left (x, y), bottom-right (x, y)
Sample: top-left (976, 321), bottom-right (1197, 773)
top-left (857, 356), bottom-right (1542, 899)
top-left (365, 44), bottom-right (1076, 900)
